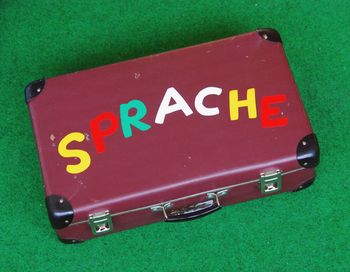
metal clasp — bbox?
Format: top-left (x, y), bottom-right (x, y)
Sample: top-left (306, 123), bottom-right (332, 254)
top-left (89, 210), bottom-right (113, 235)
top-left (150, 203), bottom-right (172, 219)
top-left (259, 170), bottom-right (282, 194)
top-left (207, 189), bottom-right (229, 202)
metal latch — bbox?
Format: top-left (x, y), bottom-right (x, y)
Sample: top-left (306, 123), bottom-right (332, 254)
top-left (89, 210), bottom-right (113, 235)
top-left (259, 170), bottom-right (282, 194)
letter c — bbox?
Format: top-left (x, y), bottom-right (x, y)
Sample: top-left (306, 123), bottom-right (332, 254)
top-left (195, 87), bottom-right (222, 116)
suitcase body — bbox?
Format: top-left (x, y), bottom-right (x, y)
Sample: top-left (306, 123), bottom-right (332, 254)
top-left (25, 29), bottom-right (320, 243)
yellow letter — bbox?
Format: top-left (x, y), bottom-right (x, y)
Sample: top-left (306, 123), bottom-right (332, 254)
top-left (229, 88), bottom-right (257, 120)
top-left (58, 132), bottom-right (91, 174)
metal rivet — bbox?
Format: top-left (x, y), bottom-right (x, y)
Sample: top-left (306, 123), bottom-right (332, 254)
top-left (303, 162), bottom-right (308, 166)
top-left (37, 88), bottom-right (41, 93)
top-left (65, 220), bottom-right (69, 224)
top-left (59, 198), bottom-right (64, 204)
top-left (72, 240), bottom-right (76, 243)
top-left (262, 33), bottom-right (268, 39)
top-left (302, 141), bottom-right (307, 146)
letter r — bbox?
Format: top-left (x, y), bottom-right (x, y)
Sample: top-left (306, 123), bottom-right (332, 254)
top-left (120, 99), bottom-right (151, 138)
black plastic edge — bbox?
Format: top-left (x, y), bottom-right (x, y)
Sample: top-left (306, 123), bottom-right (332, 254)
top-left (25, 78), bottom-right (45, 103)
top-left (58, 237), bottom-right (83, 244)
top-left (256, 28), bottom-right (282, 43)
top-left (297, 133), bottom-right (320, 168)
top-left (45, 195), bottom-right (74, 229)
top-left (293, 177), bottom-right (315, 192)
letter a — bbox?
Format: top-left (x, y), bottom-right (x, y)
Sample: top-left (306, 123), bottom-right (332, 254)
top-left (155, 87), bottom-right (193, 124)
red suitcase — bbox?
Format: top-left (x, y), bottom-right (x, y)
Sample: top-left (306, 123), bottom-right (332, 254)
top-left (25, 28), bottom-right (320, 243)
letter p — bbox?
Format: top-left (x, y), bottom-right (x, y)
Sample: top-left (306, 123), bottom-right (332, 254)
top-left (90, 112), bottom-right (119, 153)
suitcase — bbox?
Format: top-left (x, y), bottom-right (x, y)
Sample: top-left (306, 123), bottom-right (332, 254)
top-left (25, 28), bottom-right (320, 243)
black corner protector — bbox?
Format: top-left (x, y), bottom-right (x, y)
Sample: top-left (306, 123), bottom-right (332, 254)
top-left (58, 237), bottom-right (83, 244)
top-left (45, 195), bottom-right (74, 229)
top-left (25, 78), bottom-right (45, 103)
top-left (297, 133), bottom-right (320, 168)
top-left (256, 28), bottom-right (282, 43)
top-left (293, 177), bottom-right (315, 192)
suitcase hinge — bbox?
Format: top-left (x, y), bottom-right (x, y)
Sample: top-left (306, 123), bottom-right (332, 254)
top-left (259, 170), bottom-right (282, 194)
top-left (89, 210), bottom-right (113, 235)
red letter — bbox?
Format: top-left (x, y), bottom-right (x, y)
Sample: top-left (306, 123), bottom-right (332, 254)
top-left (90, 112), bottom-right (119, 153)
top-left (261, 95), bottom-right (288, 128)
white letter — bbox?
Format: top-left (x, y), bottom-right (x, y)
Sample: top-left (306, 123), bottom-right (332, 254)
top-left (155, 87), bottom-right (193, 124)
top-left (194, 87), bottom-right (222, 116)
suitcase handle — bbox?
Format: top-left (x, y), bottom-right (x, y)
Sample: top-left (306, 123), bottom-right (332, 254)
top-left (163, 192), bottom-right (223, 222)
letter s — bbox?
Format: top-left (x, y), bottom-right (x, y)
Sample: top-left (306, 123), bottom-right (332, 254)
top-left (58, 132), bottom-right (91, 174)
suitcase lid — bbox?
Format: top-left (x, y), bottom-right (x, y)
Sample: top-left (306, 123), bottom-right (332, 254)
top-left (26, 29), bottom-right (318, 227)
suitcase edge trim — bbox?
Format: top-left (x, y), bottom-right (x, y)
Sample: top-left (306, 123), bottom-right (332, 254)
top-left (23, 28), bottom-right (279, 104)
top-left (68, 166), bottom-right (307, 227)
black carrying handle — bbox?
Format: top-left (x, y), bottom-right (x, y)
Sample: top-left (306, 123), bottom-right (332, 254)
top-left (163, 193), bottom-right (222, 222)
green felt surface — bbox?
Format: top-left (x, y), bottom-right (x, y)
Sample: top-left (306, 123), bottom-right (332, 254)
top-left (1, 0), bottom-right (349, 271)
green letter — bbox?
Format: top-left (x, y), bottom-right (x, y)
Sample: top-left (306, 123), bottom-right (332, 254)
top-left (120, 99), bottom-right (151, 138)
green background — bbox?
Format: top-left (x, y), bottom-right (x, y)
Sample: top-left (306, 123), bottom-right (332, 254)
top-left (1, 0), bottom-right (349, 271)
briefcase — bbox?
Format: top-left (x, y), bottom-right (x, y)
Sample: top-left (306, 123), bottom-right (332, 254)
top-left (25, 28), bottom-right (320, 243)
